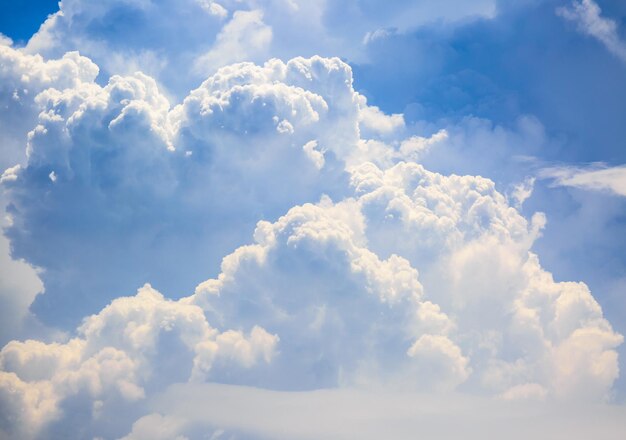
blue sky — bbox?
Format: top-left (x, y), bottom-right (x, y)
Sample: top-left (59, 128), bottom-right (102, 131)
top-left (1, 1), bottom-right (626, 439)
top-left (0, 0), bottom-right (59, 43)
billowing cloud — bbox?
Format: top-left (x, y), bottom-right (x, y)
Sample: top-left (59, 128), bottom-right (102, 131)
top-left (2, 54), bottom-right (364, 326)
top-left (0, 44), bottom-right (98, 169)
top-left (0, 62), bottom-right (622, 438)
top-left (0, 284), bottom-right (277, 439)
top-left (0, 44), bottom-right (100, 345)
top-left (0, 178), bottom-right (622, 436)
top-left (1, 1), bottom-right (626, 438)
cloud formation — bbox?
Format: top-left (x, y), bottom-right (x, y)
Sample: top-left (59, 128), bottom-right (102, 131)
top-left (1, 174), bottom-right (622, 436)
top-left (2, 51), bottom-right (366, 326)
top-left (0, 44), bottom-right (98, 169)
top-left (0, 284), bottom-right (277, 439)
top-left (1, 1), bottom-right (626, 438)
top-left (0, 52), bottom-right (622, 432)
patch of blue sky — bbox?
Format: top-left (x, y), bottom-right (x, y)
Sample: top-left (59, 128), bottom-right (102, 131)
top-left (0, 0), bottom-right (59, 43)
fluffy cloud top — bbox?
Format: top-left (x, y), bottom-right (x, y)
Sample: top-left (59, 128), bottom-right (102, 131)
top-left (1, 50), bottom-right (365, 326)
top-left (0, 45), bottom-right (98, 169)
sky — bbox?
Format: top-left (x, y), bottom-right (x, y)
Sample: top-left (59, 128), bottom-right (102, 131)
top-left (0, 0), bottom-right (626, 439)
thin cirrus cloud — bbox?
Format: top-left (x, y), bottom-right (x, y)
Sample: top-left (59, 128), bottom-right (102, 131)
top-left (540, 164), bottom-right (626, 197)
top-left (557, 0), bottom-right (626, 63)
top-left (1, 0), bottom-right (626, 439)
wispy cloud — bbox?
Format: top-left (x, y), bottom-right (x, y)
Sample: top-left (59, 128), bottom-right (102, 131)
top-left (540, 163), bottom-right (626, 197)
top-left (557, 0), bottom-right (626, 63)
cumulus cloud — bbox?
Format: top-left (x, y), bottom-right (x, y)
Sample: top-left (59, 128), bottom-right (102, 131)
top-left (0, 284), bottom-right (277, 439)
top-left (0, 44), bottom-right (98, 169)
top-left (1, 1), bottom-right (625, 437)
top-left (558, 0), bottom-right (626, 63)
top-left (1, 144), bottom-right (622, 436)
top-left (2, 54), bottom-right (364, 326)
top-left (540, 164), bottom-right (626, 197)
top-left (0, 45), bottom-right (101, 346)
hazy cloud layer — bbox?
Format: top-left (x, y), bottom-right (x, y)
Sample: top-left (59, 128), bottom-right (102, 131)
top-left (22, 0), bottom-right (497, 96)
top-left (124, 383), bottom-right (626, 440)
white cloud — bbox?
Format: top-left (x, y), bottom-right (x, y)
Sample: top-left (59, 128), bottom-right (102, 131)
top-left (0, 34), bottom-right (12, 47)
top-left (558, 0), bottom-right (626, 63)
top-left (1, 55), bottom-right (363, 326)
top-left (357, 98), bottom-right (405, 138)
top-left (399, 129), bottom-right (448, 161)
top-left (3, 141), bottom-right (621, 436)
top-left (0, 19), bottom-right (624, 437)
top-left (510, 176), bottom-right (535, 208)
top-left (0, 45), bottom-right (98, 170)
top-left (197, 0), bottom-right (228, 18)
top-left (0, 284), bottom-right (277, 439)
top-left (540, 164), bottom-right (626, 197)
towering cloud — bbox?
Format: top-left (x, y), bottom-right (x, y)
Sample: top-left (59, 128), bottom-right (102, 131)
top-left (1, 50), bottom-right (622, 437)
top-left (1, 1), bottom-right (625, 439)
top-left (2, 54), bottom-right (360, 326)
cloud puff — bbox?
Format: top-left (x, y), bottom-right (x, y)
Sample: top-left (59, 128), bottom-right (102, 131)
top-left (0, 44), bottom-right (98, 169)
top-left (192, 197), bottom-right (467, 391)
top-left (0, 284), bottom-right (277, 440)
top-left (0, 44), bottom-right (101, 346)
